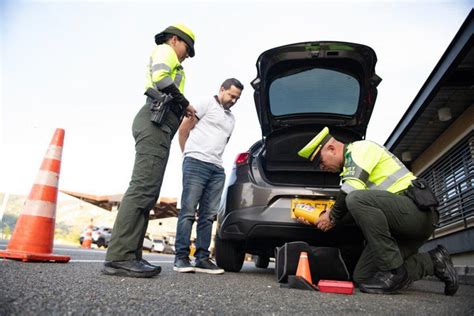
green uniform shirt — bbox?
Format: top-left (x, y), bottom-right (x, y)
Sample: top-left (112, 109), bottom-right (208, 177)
top-left (331, 140), bottom-right (417, 223)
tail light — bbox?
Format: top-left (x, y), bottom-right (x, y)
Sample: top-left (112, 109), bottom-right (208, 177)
top-left (235, 152), bottom-right (250, 166)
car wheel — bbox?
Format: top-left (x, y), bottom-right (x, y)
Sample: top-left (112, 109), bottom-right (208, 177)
top-left (96, 238), bottom-right (105, 248)
top-left (150, 246), bottom-right (154, 253)
top-left (215, 235), bottom-right (245, 272)
top-left (255, 255), bottom-right (270, 269)
top-left (79, 237), bottom-right (84, 245)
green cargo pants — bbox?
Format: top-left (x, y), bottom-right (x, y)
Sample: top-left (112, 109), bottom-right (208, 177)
top-left (105, 104), bottom-right (180, 262)
top-left (345, 190), bottom-right (438, 285)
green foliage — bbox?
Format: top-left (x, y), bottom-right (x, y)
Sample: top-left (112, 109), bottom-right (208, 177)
top-left (2, 223), bottom-right (11, 239)
top-left (2, 214), bottom-right (18, 229)
top-left (54, 224), bottom-right (80, 244)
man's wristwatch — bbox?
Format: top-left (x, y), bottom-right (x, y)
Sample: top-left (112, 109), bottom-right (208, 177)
top-left (329, 214), bottom-right (337, 225)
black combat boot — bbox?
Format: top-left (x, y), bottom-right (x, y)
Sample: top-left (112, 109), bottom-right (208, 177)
top-left (140, 258), bottom-right (162, 275)
top-left (359, 265), bottom-right (409, 294)
top-left (102, 259), bottom-right (158, 278)
top-left (428, 245), bottom-right (458, 296)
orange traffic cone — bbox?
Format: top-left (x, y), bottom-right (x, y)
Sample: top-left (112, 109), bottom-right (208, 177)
top-left (296, 251), bottom-right (313, 284)
top-left (0, 128), bottom-right (70, 262)
top-left (82, 219), bottom-right (93, 249)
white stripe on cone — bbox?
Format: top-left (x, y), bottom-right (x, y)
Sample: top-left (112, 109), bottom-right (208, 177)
top-left (34, 170), bottom-right (59, 187)
top-left (44, 145), bottom-right (63, 160)
top-left (22, 200), bottom-right (57, 218)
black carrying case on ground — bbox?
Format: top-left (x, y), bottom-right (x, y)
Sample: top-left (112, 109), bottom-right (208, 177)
top-left (275, 241), bottom-right (350, 283)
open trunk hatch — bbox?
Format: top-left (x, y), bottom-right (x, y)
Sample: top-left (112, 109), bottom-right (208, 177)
top-left (252, 41), bottom-right (381, 138)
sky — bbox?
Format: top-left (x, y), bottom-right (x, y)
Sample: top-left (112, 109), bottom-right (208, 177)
top-left (0, 0), bottom-right (472, 201)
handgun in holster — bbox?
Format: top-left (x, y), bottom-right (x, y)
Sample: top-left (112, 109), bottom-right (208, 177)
top-left (145, 88), bottom-right (174, 126)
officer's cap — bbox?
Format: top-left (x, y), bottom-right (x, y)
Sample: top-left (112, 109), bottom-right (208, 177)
top-left (154, 23), bottom-right (196, 57)
top-left (298, 127), bottom-right (332, 164)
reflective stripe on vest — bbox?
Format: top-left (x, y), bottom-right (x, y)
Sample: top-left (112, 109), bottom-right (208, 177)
top-left (341, 141), bottom-right (415, 194)
top-left (174, 71), bottom-right (183, 89)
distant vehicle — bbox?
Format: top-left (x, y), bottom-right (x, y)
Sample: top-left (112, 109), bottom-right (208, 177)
top-left (162, 240), bottom-right (175, 255)
top-left (142, 235), bottom-right (154, 252)
top-left (79, 226), bottom-right (112, 248)
top-left (152, 239), bottom-right (165, 253)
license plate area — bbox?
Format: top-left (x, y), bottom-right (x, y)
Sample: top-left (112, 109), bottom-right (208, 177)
top-left (290, 198), bottom-right (335, 219)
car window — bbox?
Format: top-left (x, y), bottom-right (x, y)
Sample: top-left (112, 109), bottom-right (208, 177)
top-left (269, 68), bottom-right (360, 116)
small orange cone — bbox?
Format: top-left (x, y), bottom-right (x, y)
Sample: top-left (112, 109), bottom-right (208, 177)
top-left (82, 219), bottom-right (93, 249)
top-left (0, 129), bottom-right (70, 262)
top-left (296, 251), bottom-right (313, 284)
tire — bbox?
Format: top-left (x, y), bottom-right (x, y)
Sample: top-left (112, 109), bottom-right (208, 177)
top-left (150, 246), bottom-right (154, 253)
top-left (214, 235), bottom-right (245, 272)
top-left (255, 255), bottom-right (270, 269)
top-left (96, 238), bottom-right (105, 248)
top-left (79, 237), bottom-right (84, 245)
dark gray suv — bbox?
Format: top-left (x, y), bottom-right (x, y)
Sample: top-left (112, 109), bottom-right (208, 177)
top-left (215, 41), bottom-right (382, 272)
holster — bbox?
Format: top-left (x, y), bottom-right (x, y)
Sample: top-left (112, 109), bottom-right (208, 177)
top-left (147, 94), bottom-right (173, 126)
top-left (405, 178), bottom-right (439, 211)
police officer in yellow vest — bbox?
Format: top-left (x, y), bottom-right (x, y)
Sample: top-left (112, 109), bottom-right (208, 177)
top-left (297, 127), bottom-right (458, 295)
top-left (103, 24), bottom-right (197, 278)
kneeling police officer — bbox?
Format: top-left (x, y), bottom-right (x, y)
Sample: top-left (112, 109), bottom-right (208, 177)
top-left (297, 127), bottom-right (458, 295)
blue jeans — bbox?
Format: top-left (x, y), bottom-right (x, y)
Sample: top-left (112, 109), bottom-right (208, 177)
top-left (175, 157), bottom-right (225, 263)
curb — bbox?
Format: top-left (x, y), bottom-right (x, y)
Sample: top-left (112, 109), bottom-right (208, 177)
top-left (456, 265), bottom-right (474, 286)
top-left (426, 265), bottom-right (474, 286)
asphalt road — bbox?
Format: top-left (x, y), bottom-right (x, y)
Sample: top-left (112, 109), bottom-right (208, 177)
top-left (1, 241), bottom-right (473, 315)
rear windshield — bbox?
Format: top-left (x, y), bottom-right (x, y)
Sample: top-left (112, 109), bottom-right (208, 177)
top-left (269, 68), bottom-right (360, 116)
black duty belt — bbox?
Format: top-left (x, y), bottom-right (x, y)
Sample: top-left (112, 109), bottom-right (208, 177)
top-left (397, 189), bottom-right (408, 196)
top-left (146, 96), bottom-right (183, 119)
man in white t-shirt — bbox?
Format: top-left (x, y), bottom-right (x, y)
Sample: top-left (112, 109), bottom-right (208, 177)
top-left (174, 78), bottom-right (243, 274)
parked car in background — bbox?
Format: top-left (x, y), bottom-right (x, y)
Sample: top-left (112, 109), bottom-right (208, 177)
top-left (142, 235), bottom-right (154, 252)
top-left (215, 41), bottom-right (381, 273)
top-left (152, 239), bottom-right (165, 253)
top-left (163, 240), bottom-right (175, 255)
top-left (79, 226), bottom-right (112, 248)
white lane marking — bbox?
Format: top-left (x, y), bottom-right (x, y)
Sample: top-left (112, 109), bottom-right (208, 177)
top-left (66, 260), bottom-right (105, 263)
top-left (70, 260), bottom-right (174, 263)
top-left (54, 248), bottom-right (106, 253)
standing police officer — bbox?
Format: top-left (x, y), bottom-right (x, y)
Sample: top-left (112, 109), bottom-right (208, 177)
top-left (103, 24), bottom-right (197, 278)
top-left (297, 127), bottom-right (458, 295)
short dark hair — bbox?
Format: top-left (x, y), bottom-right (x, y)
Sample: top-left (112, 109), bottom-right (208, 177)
top-left (221, 78), bottom-right (244, 91)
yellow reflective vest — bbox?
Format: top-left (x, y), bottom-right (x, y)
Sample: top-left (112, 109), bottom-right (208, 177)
top-left (340, 140), bottom-right (416, 194)
top-left (145, 43), bottom-right (186, 93)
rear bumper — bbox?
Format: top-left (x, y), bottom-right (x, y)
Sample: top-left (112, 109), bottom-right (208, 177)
top-left (218, 197), bottom-right (362, 247)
